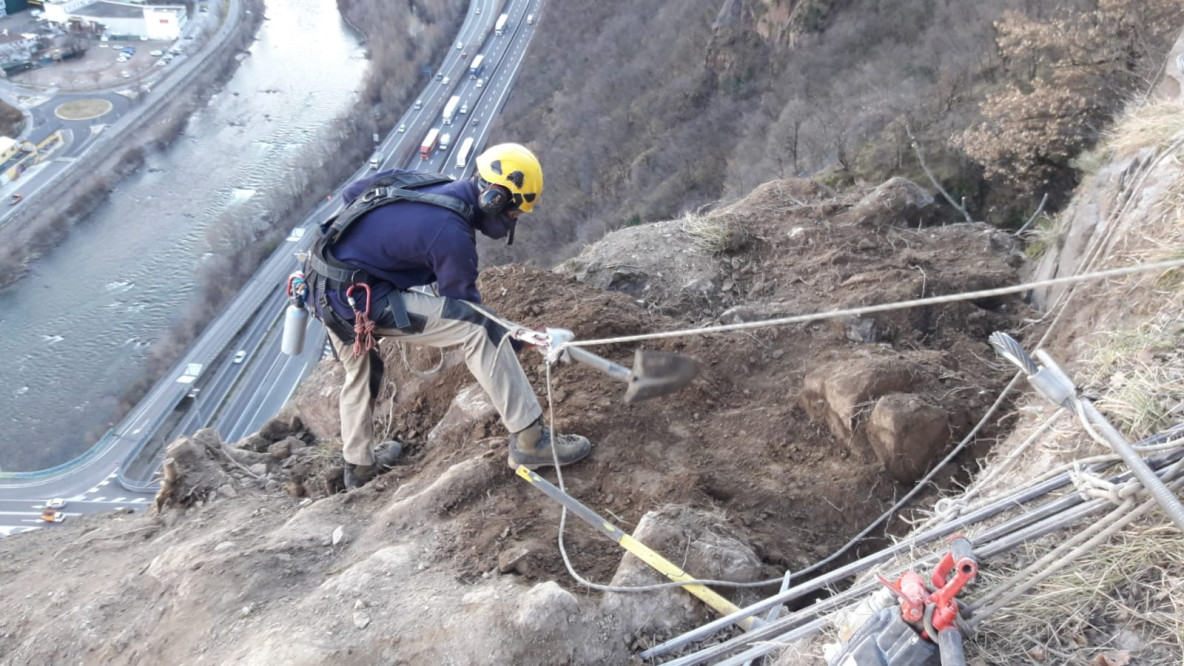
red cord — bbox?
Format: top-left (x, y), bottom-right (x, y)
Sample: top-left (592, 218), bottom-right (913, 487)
top-left (346, 284), bottom-right (376, 357)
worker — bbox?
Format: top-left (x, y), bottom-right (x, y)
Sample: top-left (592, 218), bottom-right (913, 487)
top-left (304, 143), bottom-right (591, 490)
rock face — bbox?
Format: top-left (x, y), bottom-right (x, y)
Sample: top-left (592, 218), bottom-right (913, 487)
top-left (554, 216), bottom-right (724, 317)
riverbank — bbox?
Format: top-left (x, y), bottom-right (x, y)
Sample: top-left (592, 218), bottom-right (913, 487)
top-left (0, 0), bottom-right (265, 291)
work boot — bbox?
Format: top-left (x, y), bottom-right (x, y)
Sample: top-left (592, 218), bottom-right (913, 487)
top-left (343, 440), bottom-right (404, 491)
top-left (343, 463), bottom-right (376, 491)
top-left (507, 419), bottom-right (591, 470)
top-left (374, 440), bottom-right (404, 470)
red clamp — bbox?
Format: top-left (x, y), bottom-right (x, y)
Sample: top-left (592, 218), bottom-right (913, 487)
top-left (878, 535), bottom-right (977, 641)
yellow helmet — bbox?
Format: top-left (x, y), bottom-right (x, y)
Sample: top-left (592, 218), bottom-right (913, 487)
top-left (475, 143), bottom-right (543, 213)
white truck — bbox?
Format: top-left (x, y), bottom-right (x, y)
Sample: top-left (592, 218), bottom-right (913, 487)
top-left (495, 13), bottom-right (509, 36)
top-left (456, 137), bottom-right (475, 169)
top-left (442, 95), bottom-right (460, 125)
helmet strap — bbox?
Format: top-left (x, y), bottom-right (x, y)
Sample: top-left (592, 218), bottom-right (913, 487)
top-left (506, 218), bottom-right (516, 246)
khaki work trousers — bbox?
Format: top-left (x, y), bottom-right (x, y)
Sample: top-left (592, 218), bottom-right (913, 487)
top-left (327, 289), bottom-right (542, 466)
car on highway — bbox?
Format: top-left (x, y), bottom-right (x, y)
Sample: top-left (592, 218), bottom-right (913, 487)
top-left (414, 99), bottom-right (423, 109)
top-left (397, 123), bottom-right (406, 133)
top-left (459, 104), bottom-right (468, 115)
top-left (475, 78), bottom-right (484, 89)
top-left (461, 52), bottom-right (467, 59)
top-left (46, 498), bottom-right (67, 509)
top-left (442, 76), bottom-right (450, 85)
top-left (233, 350), bottom-right (247, 364)
top-left (41, 510), bottom-right (65, 523)
top-left (8, 193), bottom-right (22, 206)
top-left (456, 41), bottom-right (464, 50)
top-left (121, 71), bottom-right (131, 79)
top-left (471, 117), bottom-right (480, 126)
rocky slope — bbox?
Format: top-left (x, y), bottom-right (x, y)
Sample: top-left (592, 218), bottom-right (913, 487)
top-left (0, 169), bottom-right (1038, 664)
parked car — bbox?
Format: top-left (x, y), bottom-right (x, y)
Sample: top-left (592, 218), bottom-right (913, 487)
top-left (233, 350), bottom-right (247, 364)
top-left (46, 498), bottom-right (67, 509)
top-left (150, 49), bottom-right (164, 57)
top-left (41, 510), bottom-right (65, 523)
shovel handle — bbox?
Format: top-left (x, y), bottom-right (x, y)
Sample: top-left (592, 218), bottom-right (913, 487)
top-left (566, 346), bottom-right (632, 382)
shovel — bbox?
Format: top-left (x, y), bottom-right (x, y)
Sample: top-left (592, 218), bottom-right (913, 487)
top-left (567, 346), bottom-right (699, 403)
top-left (512, 328), bottom-right (699, 403)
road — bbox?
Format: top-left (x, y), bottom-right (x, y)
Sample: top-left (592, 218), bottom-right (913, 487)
top-left (0, 0), bottom-right (545, 535)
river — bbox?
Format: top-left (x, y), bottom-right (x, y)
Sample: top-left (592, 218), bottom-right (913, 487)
top-left (0, 0), bottom-right (366, 471)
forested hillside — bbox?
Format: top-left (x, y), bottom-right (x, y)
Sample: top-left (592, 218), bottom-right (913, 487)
top-left (458, 0), bottom-right (1181, 267)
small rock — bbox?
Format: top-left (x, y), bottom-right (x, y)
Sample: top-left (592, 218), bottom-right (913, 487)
top-left (267, 440), bottom-right (292, 460)
top-left (217, 484), bottom-right (237, 499)
top-left (332, 525), bottom-right (344, 546)
top-left (498, 546), bottom-right (531, 573)
top-left (354, 599), bottom-right (366, 610)
top-left (248, 463), bottom-right (267, 476)
top-left (353, 612), bottom-right (371, 630)
top-left (239, 604), bottom-right (253, 618)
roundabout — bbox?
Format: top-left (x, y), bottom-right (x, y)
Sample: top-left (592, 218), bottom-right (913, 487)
top-left (54, 98), bottom-right (114, 121)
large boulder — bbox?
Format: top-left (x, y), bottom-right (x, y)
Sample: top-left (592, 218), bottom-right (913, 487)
top-left (601, 505), bottom-right (764, 637)
top-left (867, 393), bottom-right (951, 483)
top-left (799, 353), bottom-right (920, 444)
top-left (836, 177), bottom-right (935, 228)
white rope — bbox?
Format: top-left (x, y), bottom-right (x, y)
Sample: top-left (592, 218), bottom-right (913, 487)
top-left (563, 258), bottom-right (1184, 349)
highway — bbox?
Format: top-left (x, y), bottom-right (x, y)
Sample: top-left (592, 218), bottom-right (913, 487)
top-left (0, 0), bottom-right (545, 536)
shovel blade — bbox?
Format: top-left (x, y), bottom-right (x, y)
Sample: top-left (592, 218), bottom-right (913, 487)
top-left (623, 350), bottom-right (699, 403)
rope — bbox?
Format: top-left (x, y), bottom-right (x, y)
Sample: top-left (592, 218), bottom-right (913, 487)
top-left (562, 258), bottom-right (1184, 349)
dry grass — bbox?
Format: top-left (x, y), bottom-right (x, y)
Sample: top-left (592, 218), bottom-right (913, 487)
top-left (675, 210), bottom-right (734, 254)
top-left (1107, 98), bottom-right (1184, 159)
top-left (967, 521), bottom-right (1184, 665)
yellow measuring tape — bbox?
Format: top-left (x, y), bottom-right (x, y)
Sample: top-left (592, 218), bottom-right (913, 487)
top-left (515, 465), bottom-right (757, 631)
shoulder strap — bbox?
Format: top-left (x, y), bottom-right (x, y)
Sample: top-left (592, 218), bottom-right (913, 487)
top-left (320, 172), bottom-right (473, 245)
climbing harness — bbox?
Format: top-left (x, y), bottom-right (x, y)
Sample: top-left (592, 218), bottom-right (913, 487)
top-left (300, 172), bottom-right (474, 347)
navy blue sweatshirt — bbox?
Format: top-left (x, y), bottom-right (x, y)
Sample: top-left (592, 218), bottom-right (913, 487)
top-left (318, 169), bottom-right (515, 320)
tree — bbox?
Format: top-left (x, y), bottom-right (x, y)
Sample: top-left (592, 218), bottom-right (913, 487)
top-left (960, 0), bottom-right (1182, 194)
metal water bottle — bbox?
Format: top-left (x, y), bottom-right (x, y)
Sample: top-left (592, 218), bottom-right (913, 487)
top-left (282, 271), bottom-right (309, 356)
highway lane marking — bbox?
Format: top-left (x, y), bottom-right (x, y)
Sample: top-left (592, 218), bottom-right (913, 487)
top-left (131, 498), bottom-right (148, 503)
top-left (94, 496), bottom-right (107, 501)
top-left (87, 487), bottom-right (100, 493)
top-left (113, 497), bottom-right (127, 502)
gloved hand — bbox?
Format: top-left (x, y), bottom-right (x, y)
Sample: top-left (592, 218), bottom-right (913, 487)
top-left (540, 327), bottom-right (574, 365)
